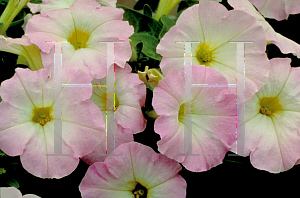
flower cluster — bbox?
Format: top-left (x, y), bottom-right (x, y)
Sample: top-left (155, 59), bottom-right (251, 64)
top-left (0, 0), bottom-right (300, 197)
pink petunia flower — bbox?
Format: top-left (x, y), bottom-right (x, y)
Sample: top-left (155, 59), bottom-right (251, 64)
top-left (156, 1), bottom-right (270, 101)
top-left (0, 187), bottom-right (40, 198)
top-left (0, 67), bottom-right (106, 178)
top-left (27, 0), bottom-right (117, 13)
top-left (25, 0), bottom-right (133, 81)
top-left (79, 142), bottom-right (187, 198)
top-left (228, 0), bottom-right (300, 58)
top-left (81, 63), bottom-right (146, 164)
top-left (152, 65), bottom-right (240, 172)
top-left (231, 58), bottom-right (300, 173)
top-left (248, 0), bottom-right (300, 21)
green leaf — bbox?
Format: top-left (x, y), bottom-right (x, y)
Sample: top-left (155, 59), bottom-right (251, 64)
top-left (29, 0), bottom-right (42, 3)
top-left (130, 33), bottom-right (162, 61)
top-left (0, 149), bottom-right (5, 157)
top-left (0, 167), bottom-right (6, 174)
top-left (143, 4), bottom-right (153, 18)
top-left (117, 4), bottom-right (162, 37)
top-left (0, 23), bottom-right (3, 28)
top-left (224, 160), bottom-right (243, 164)
top-left (0, 0), bottom-right (8, 5)
top-left (9, 19), bottom-right (24, 28)
top-left (158, 15), bottom-right (176, 40)
top-left (7, 178), bottom-right (20, 188)
top-left (117, 5), bottom-right (163, 62)
top-left (0, 95), bottom-right (2, 103)
top-left (184, 0), bottom-right (200, 7)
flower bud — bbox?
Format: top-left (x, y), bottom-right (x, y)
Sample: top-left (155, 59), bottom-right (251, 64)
top-left (138, 66), bottom-right (164, 89)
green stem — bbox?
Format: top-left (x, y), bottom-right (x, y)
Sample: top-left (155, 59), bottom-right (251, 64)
top-left (0, 0), bottom-right (30, 35)
top-left (154, 0), bottom-right (181, 21)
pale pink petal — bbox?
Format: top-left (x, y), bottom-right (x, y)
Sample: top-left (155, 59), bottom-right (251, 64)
top-left (23, 195), bottom-right (41, 198)
top-left (86, 63), bottom-right (146, 134)
top-left (0, 67), bottom-right (106, 178)
top-left (148, 175), bottom-right (186, 197)
top-left (228, 0), bottom-right (300, 58)
top-left (156, 1), bottom-right (270, 101)
top-left (0, 187), bottom-right (41, 198)
top-left (81, 63), bottom-right (145, 164)
top-left (26, 0), bottom-right (133, 80)
top-left (266, 26), bottom-right (300, 58)
top-left (79, 142), bottom-right (186, 198)
top-left (288, 0), bottom-right (300, 14)
top-left (114, 74), bottom-right (147, 133)
top-left (20, 123), bottom-right (79, 178)
top-left (0, 187), bottom-right (22, 198)
top-left (249, 0), bottom-right (300, 21)
top-left (81, 121), bottom-right (133, 164)
top-left (232, 58), bottom-right (300, 173)
top-left (153, 65), bottom-right (238, 172)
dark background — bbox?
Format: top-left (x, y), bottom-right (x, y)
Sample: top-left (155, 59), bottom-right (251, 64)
top-left (1, 0), bottom-right (300, 197)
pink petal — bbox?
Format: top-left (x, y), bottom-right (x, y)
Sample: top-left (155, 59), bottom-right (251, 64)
top-left (0, 68), bottom-right (106, 178)
top-left (228, 0), bottom-right (300, 58)
top-left (26, 0), bottom-right (134, 80)
top-left (81, 123), bottom-right (133, 164)
top-left (81, 63), bottom-right (145, 163)
top-left (156, 1), bottom-right (270, 101)
top-left (79, 142), bottom-right (186, 198)
top-left (233, 58), bottom-right (300, 173)
top-left (0, 187), bottom-right (22, 198)
top-left (249, 0), bottom-right (300, 21)
top-left (153, 65), bottom-right (238, 172)
top-left (0, 187), bottom-right (40, 198)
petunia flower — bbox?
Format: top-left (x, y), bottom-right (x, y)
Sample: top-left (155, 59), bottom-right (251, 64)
top-left (81, 63), bottom-right (146, 164)
top-left (248, 0), bottom-right (300, 21)
top-left (79, 142), bottom-right (187, 198)
top-left (231, 58), bottom-right (300, 173)
top-left (154, 0), bottom-right (222, 21)
top-left (0, 187), bottom-right (40, 198)
top-left (0, 35), bottom-right (43, 71)
top-left (0, 67), bottom-right (106, 178)
top-left (25, 0), bottom-right (134, 81)
top-left (152, 65), bottom-right (240, 172)
top-left (156, 1), bottom-right (270, 101)
top-left (27, 0), bottom-right (117, 13)
top-left (0, 0), bottom-right (30, 35)
top-left (228, 0), bottom-right (300, 58)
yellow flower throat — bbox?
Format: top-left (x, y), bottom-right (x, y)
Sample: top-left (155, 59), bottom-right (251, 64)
top-left (68, 29), bottom-right (90, 50)
top-left (259, 97), bottom-right (282, 117)
top-left (32, 107), bottom-right (53, 126)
